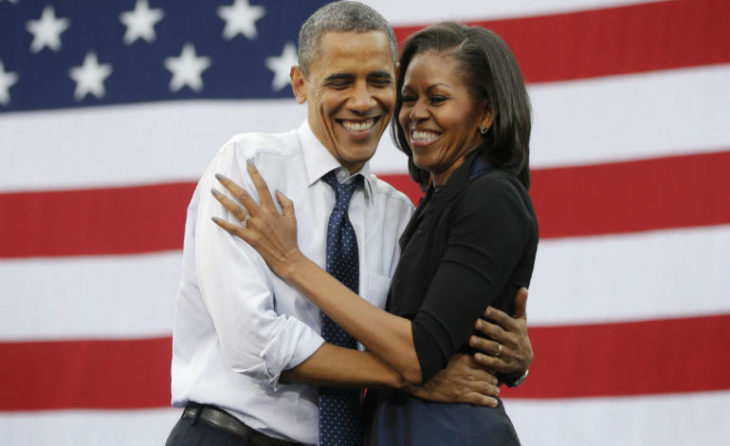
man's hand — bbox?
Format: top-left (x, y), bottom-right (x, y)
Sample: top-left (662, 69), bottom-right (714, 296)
top-left (469, 287), bottom-right (533, 376)
top-left (406, 353), bottom-right (500, 407)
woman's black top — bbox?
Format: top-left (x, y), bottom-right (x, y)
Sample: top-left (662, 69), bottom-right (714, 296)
top-left (365, 151), bottom-right (538, 445)
top-left (387, 150), bottom-right (539, 382)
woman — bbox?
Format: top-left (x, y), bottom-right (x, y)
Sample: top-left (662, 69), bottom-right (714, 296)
top-left (214, 22), bottom-right (537, 445)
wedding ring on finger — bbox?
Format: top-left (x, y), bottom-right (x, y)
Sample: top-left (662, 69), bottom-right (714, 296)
top-left (495, 344), bottom-right (502, 357)
top-left (241, 214), bottom-right (250, 227)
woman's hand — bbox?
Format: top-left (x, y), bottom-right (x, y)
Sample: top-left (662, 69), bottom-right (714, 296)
top-left (211, 160), bottom-right (304, 279)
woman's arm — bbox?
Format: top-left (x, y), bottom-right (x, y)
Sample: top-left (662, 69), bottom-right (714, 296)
top-left (281, 342), bottom-right (406, 388)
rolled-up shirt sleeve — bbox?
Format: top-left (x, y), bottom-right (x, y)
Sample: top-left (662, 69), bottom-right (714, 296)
top-left (194, 143), bottom-right (324, 388)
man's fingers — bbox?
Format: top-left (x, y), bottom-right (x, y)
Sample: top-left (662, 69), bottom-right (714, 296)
top-left (246, 160), bottom-right (276, 211)
top-left (215, 173), bottom-right (260, 218)
top-left (513, 287), bottom-right (528, 319)
top-left (475, 318), bottom-right (510, 345)
top-left (473, 352), bottom-right (504, 370)
top-left (468, 334), bottom-right (505, 357)
top-left (483, 306), bottom-right (517, 332)
top-left (462, 392), bottom-right (499, 408)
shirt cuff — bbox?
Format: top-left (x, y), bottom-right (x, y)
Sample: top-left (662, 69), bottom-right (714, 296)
top-left (259, 315), bottom-right (324, 389)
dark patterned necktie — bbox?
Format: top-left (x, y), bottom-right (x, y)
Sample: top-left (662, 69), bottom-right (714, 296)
top-left (319, 170), bottom-right (363, 446)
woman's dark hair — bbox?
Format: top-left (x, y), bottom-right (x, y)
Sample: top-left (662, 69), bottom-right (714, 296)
top-left (392, 22), bottom-right (532, 190)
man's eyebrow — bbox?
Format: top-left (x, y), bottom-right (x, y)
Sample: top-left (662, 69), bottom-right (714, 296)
top-left (324, 73), bottom-right (355, 82)
top-left (368, 71), bottom-right (393, 80)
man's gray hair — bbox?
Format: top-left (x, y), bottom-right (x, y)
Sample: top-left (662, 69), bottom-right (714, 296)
top-left (298, 1), bottom-right (397, 74)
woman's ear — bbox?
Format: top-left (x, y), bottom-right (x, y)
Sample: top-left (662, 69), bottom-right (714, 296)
top-left (290, 66), bottom-right (307, 104)
top-left (480, 106), bottom-right (496, 131)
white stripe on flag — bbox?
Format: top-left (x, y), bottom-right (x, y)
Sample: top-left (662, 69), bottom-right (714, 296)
top-left (2, 225), bottom-right (729, 339)
top-left (363, 0), bottom-right (667, 24)
top-left (530, 224), bottom-right (730, 325)
top-left (0, 408), bottom-right (180, 446)
top-left (505, 390), bottom-right (730, 445)
top-left (2, 65), bottom-right (729, 191)
top-left (0, 252), bottom-right (180, 340)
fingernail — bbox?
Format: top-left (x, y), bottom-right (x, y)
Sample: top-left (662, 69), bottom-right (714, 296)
top-left (211, 217), bottom-right (219, 224)
top-left (246, 159), bottom-right (255, 169)
top-left (211, 188), bottom-right (221, 196)
top-left (215, 173), bottom-right (225, 181)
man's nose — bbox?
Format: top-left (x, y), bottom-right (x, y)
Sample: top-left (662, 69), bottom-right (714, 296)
top-left (349, 81), bottom-right (377, 112)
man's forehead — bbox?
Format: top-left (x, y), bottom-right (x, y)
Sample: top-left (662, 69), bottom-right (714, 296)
top-left (309, 31), bottom-right (395, 78)
top-left (317, 30), bottom-right (394, 59)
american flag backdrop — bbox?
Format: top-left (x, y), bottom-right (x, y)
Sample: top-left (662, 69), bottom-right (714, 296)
top-left (1, 0), bottom-right (729, 444)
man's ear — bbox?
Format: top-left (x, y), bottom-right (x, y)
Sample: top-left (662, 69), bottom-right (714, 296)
top-left (290, 66), bottom-right (307, 104)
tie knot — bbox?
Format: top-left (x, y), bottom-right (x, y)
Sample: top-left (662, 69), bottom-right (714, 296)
top-left (323, 171), bottom-right (362, 210)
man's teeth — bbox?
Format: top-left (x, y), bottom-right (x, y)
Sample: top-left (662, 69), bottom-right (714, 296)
top-left (342, 119), bottom-right (375, 132)
top-left (411, 130), bottom-right (439, 143)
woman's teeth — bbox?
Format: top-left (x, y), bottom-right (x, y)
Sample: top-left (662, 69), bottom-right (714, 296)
top-left (411, 130), bottom-right (439, 143)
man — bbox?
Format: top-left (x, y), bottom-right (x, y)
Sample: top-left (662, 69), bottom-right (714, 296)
top-left (167, 2), bottom-right (532, 445)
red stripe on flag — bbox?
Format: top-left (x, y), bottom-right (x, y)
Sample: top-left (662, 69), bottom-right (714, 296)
top-left (0, 182), bottom-right (195, 258)
top-left (503, 314), bottom-right (730, 399)
top-left (2, 151), bottom-right (729, 258)
top-left (2, 315), bottom-right (728, 410)
top-left (0, 337), bottom-right (171, 411)
top-left (530, 150), bottom-right (730, 239)
top-left (393, 0), bottom-right (730, 83)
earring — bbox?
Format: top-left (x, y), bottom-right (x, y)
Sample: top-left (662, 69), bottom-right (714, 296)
top-left (480, 126), bottom-right (489, 135)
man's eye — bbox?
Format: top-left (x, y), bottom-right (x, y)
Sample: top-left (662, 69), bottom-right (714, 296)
top-left (370, 78), bottom-right (391, 88)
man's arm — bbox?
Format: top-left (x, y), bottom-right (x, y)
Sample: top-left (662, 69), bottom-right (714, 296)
top-left (469, 287), bottom-right (533, 382)
top-left (281, 344), bottom-right (502, 407)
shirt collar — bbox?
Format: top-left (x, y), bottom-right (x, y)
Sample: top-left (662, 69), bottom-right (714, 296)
top-left (297, 120), bottom-right (375, 200)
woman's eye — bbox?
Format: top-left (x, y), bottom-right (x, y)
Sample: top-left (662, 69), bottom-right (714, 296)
top-left (429, 96), bottom-right (447, 104)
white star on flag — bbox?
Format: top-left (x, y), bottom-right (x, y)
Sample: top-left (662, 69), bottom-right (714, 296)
top-left (120, 0), bottom-right (165, 45)
top-left (164, 43), bottom-right (211, 93)
top-left (0, 60), bottom-right (19, 106)
top-left (265, 42), bottom-right (298, 91)
top-left (217, 0), bottom-right (265, 40)
top-left (26, 5), bottom-right (71, 53)
top-left (68, 52), bottom-right (113, 101)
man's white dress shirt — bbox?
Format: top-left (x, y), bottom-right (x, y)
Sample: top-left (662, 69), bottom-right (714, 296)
top-left (171, 121), bottom-right (414, 444)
